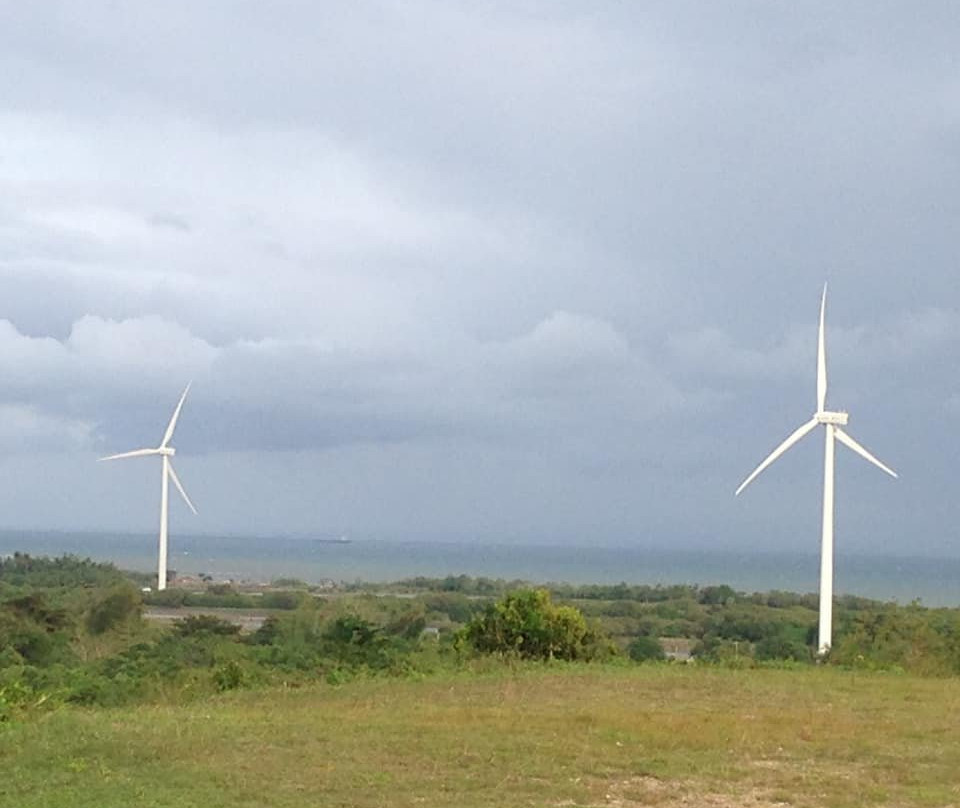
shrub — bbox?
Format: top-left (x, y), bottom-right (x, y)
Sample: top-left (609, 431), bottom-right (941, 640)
top-left (271, 578), bottom-right (308, 589)
top-left (261, 591), bottom-right (307, 610)
top-left (0, 596), bottom-right (74, 667)
top-left (422, 593), bottom-right (483, 624)
top-left (144, 588), bottom-right (188, 607)
top-left (212, 661), bottom-right (245, 691)
top-left (86, 586), bottom-right (142, 634)
top-left (249, 616), bottom-right (283, 646)
top-left (830, 606), bottom-right (960, 674)
top-left (384, 609), bottom-right (427, 640)
top-left (627, 635), bottom-right (666, 662)
top-left (456, 589), bottom-right (596, 661)
top-left (0, 553), bottom-right (133, 589)
top-left (321, 615), bottom-right (392, 669)
top-left (754, 633), bottom-right (811, 662)
top-left (173, 615), bottom-right (243, 638)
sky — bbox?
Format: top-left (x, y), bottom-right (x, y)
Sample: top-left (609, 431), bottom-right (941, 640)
top-left (1, 2), bottom-right (959, 555)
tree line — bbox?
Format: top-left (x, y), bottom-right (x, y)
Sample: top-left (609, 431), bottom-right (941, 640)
top-left (4, 554), bottom-right (960, 722)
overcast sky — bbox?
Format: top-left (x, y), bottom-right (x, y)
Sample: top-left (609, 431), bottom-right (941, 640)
top-left (1, 2), bottom-right (959, 555)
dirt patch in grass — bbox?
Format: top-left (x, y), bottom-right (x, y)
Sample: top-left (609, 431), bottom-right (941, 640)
top-left (557, 776), bottom-right (793, 808)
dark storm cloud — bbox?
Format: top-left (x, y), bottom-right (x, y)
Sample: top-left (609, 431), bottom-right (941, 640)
top-left (0, 2), bottom-right (958, 551)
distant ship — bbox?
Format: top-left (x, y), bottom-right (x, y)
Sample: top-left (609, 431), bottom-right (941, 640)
top-left (314, 535), bottom-right (352, 544)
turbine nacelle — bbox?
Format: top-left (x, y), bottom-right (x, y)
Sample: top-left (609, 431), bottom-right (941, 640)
top-left (815, 411), bottom-right (848, 426)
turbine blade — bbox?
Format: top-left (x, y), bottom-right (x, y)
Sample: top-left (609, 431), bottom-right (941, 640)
top-left (735, 417), bottom-right (819, 496)
top-left (167, 462), bottom-right (198, 514)
top-left (834, 427), bottom-right (898, 479)
top-left (98, 448), bottom-right (160, 462)
top-left (161, 382), bottom-right (192, 448)
top-left (817, 283), bottom-right (828, 412)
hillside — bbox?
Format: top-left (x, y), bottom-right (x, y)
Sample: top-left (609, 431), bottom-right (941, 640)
top-left (4, 665), bottom-right (959, 808)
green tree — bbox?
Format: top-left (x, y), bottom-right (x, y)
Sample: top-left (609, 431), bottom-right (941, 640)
top-left (457, 589), bottom-right (595, 661)
top-left (830, 605), bottom-right (959, 674)
top-left (754, 633), bottom-right (810, 662)
top-left (321, 614), bottom-right (393, 669)
top-left (627, 635), bottom-right (665, 662)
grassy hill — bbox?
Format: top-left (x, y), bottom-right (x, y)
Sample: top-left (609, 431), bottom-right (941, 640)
top-left (4, 664), bottom-right (959, 808)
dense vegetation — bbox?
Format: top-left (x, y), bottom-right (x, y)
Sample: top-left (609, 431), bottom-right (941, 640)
top-left (455, 588), bottom-right (611, 660)
top-left (3, 554), bottom-right (960, 724)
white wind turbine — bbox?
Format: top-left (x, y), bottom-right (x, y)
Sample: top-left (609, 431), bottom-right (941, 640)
top-left (99, 384), bottom-right (198, 590)
top-left (735, 285), bottom-right (897, 656)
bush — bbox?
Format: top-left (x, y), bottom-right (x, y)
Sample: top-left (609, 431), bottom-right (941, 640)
top-left (698, 585), bottom-right (737, 606)
top-left (173, 615), bottom-right (243, 638)
top-left (829, 607), bottom-right (960, 674)
top-left (384, 608), bottom-right (427, 640)
top-left (422, 593), bottom-right (483, 624)
top-left (212, 661), bottom-right (245, 691)
top-left (261, 591), bottom-right (307, 610)
top-left (627, 636), bottom-right (665, 662)
top-left (271, 578), bottom-right (308, 589)
top-left (144, 588), bottom-right (189, 607)
top-left (86, 586), bottom-right (142, 634)
top-left (754, 634), bottom-right (811, 662)
top-left (321, 615), bottom-right (393, 669)
top-left (456, 589), bottom-right (597, 661)
top-left (0, 553), bottom-right (133, 589)
top-left (0, 595), bottom-right (74, 667)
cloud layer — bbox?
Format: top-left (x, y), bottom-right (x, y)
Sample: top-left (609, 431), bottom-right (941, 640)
top-left (1, 2), bottom-right (958, 553)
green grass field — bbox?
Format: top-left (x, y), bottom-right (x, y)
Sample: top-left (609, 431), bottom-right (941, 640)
top-left (3, 665), bottom-right (959, 808)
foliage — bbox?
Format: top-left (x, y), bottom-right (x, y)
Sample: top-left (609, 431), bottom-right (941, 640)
top-left (830, 605), bottom-right (960, 674)
top-left (261, 590), bottom-right (309, 610)
top-left (144, 587), bottom-right (309, 610)
top-left (174, 614), bottom-right (244, 637)
top-left (355, 574), bottom-right (524, 596)
top-left (5, 551), bottom-right (960, 726)
top-left (86, 586), bottom-right (142, 634)
top-left (698, 584), bottom-right (737, 606)
top-left (320, 614), bottom-right (392, 669)
top-left (627, 635), bottom-right (666, 662)
top-left (456, 589), bottom-right (601, 661)
top-left (212, 660), bottom-right (246, 691)
top-left (0, 553), bottom-right (134, 590)
top-left (421, 592), bottom-right (485, 624)
top-left (271, 577), bottom-right (309, 588)
top-left (0, 593), bottom-right (75, 666)
top-left (753, 632), bottom-right (811, 663)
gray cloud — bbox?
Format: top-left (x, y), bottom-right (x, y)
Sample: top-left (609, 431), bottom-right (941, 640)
top-left (0, 2), bottom-right (957, 553)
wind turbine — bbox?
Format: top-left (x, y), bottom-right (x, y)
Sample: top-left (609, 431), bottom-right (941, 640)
top-left (735, 285), bottom-right (897, 656)
top-left (99, 384), bottom-right (198, 590)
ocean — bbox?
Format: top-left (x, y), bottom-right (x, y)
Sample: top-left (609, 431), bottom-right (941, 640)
top-left (2, 529), bottom-right (959, 606)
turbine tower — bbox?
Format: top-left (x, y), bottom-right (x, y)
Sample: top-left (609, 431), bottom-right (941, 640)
top-left (735, 285), bottom-right (897, 656)
top-left (100, 384), bottom-right (198, 590)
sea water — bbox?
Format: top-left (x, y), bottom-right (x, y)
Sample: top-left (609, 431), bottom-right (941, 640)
top-left (2, 529), bottom-right (959, 606)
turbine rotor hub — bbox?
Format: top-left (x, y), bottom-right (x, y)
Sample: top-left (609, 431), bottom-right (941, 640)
top-left (815, 411), bottom-right (849, 426)
top-left (158, 447), bottom-right (176, 456)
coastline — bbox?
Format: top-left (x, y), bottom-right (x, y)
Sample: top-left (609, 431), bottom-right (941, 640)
top-left (3, 529), bottom-right (960, 606)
